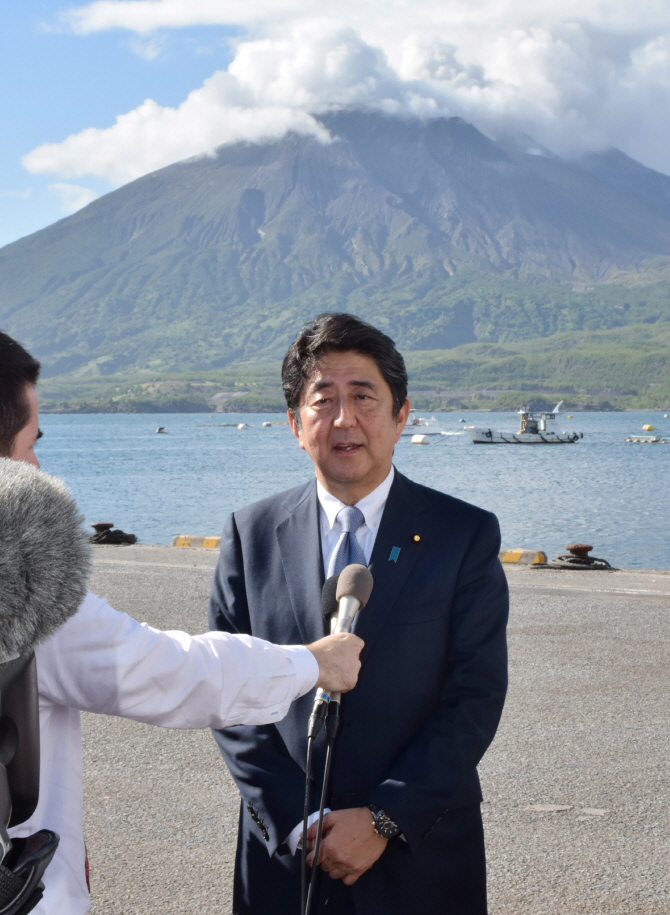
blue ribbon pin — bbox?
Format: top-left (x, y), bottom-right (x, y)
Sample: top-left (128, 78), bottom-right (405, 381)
top-left (389, 546), bottom-right (401, 563)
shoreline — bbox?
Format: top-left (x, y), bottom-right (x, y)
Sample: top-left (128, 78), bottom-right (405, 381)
top-left (93, 543), bottom-right (670, 576)
top-left (39, 406), bottom-right (668, 415)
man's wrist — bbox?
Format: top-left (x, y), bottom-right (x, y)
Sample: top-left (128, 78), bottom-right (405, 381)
top-left (366, 803), bottom-right (402, 839)
top-left (279, 644), bottom-right (320, 698)
top-left (286, 809), bottom-right (332, 855)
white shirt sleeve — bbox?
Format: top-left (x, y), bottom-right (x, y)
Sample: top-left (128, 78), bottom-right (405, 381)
top-left (35, 592), bottom-right (319, 729)
top-left (286, 809), bottom-right (332, 855)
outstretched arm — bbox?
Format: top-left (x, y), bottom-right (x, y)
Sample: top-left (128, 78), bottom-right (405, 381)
top-left (36, 591), bottom-right (319, 729)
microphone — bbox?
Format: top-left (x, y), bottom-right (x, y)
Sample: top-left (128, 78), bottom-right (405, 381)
top-left (328, 564), bottom-right (373, 706)
top-left (302, 564), bottom-right (374, 915)
top-left (306, 574), bottom-right (340, 739)
top-left (0, 460), bottom-right (90, 909)
top-left (306, 565), bottom-right (373, 738)
top-left (331, 564), bottom-right (373, 634)
top-left (0, 458), bottom-right (91, 835)
top-left (321, 573), bottom-right (340, 632)
top-left (0, 458), bottom-right (91, 662)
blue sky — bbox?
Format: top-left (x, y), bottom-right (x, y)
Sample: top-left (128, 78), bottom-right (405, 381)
top-left (0, 2), bottom-right (237, 247)
top-left (4, 0), bottom-right (670, 250)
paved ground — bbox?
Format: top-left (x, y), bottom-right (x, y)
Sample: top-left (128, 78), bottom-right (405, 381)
top-left (83, 546), bottom-right (670, 914)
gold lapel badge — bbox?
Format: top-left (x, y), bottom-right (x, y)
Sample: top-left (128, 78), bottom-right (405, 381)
top-left (412, 534), bottom-right (421, 543)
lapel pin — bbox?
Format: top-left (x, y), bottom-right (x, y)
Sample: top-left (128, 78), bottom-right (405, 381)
top-left (412, 534), bottom-right (421, 543)
top-left (389, 546), bottom-right (401, 563)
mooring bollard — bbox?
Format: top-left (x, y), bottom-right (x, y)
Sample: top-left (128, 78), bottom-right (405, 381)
top-left (90, 522), bottom-right (137, 545)
top-left (532, 543), bottom-right (615, 570)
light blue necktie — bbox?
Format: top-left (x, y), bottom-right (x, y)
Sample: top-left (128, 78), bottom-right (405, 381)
top-left (327, 506), bottom-right (367, 578)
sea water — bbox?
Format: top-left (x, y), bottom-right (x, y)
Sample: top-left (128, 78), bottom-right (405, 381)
top-left (37, 411), bottom-right (670, 570)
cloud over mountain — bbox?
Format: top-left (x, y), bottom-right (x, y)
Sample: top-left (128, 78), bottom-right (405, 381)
top-left (23, 0), bottom-right (670, 184)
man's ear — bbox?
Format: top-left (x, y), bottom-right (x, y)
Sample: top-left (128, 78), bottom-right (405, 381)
top-left (395, 398), bottom-right (411, 439)
top-left (288, 409), bottom-right (304, 448)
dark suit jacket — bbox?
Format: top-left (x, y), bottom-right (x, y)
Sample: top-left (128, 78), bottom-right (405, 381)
top-left (209, 470), bottom-right (508, 915)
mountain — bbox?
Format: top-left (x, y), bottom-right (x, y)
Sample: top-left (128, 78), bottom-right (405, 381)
top-left (35, 321), bottom-right (670, 414)
top-left (2, 109), bottom-right (670, 378)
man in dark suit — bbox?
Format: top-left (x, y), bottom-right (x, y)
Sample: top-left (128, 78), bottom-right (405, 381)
top-left (209, 313), bottom-right (509, 914)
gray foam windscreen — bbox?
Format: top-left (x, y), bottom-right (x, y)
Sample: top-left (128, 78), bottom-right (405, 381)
top-left (0, 459), bottom-right (91, 660)
top-left (335, 564), bottom-right (373, 608)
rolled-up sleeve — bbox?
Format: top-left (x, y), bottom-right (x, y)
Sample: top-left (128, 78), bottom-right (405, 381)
top-left (35, 592), bottom-right (319, 729)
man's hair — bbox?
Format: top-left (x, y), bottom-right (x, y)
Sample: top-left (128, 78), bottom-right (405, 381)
top-left (0, 332), bottom-right (41, 457)
top-left (282, 313), bottom-right (408, 421)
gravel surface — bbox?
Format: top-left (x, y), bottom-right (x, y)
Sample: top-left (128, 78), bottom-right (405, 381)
top-left (83, 546), bottom-right (670, 914)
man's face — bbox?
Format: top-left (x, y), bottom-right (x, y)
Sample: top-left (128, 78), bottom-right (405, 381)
top-left (288, 351), bottom-right (410, 503)
top-left (10, 384), bottom-right (40, 468)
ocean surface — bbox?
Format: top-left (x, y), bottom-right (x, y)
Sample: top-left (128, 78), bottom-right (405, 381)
top-left (37, 411), bottom-right (670, 570)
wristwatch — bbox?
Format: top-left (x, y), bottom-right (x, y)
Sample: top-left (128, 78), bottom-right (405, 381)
top-left (367, 804), bottom-right (402, 839)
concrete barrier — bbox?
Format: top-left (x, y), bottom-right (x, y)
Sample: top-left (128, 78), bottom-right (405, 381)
top-left (172, 535), bottom-right (221, 549)
top-left (499, 548), bottom-right (548, 565)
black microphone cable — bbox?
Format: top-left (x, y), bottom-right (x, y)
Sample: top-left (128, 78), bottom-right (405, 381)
top-left (301, 574), bottom-right (340, 915)
top-left (301, 566), bottom-right (372, 915)
top-left (304, 699), bottom-right (340, 915)
top-left (300, 736), bottom-right (314, 915)
top-left (301, 691), bottom-right (329, 915)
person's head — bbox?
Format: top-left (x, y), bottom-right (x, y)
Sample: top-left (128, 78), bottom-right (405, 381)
top-left (282, 314), bottom-right (410, 503)
top-left (0, 332), bottom-right (41, 466)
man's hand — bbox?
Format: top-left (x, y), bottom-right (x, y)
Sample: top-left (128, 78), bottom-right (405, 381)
top-left (306, 633), bottom-right (364, 693)
top-left (305, 808), bottom-right (387, 885)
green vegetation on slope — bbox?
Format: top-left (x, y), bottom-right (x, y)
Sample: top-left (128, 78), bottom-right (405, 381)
top-left (348, 274), bottom-right (670, 350)
top-left (37, 322), bottom-right (670, 412)
top-left (10, 267), bottom-right (670, 383)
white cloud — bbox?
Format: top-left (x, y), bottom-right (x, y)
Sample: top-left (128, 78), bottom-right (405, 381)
top-left (129, 33), bottom-right (167, 59)
top-left (26, 1), bottom-right (670, 182)
top-left (25, 68), bottom-right (330, 185)
top-left (1, 189), bottom-right (33, 199)
top-left (60, 0), bottom-right (670, 37)
top-left (63, 0), bottom-right (303, 34)
top-left (48, 183), bottom-right (99, 214)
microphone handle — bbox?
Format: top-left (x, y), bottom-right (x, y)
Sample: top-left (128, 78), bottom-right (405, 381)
top-left (326, 594), bottom-right (362, 706)
top-left (331, 596), bottom-right (360, 635)
top-left (308, 594), bottom-right (362, 733)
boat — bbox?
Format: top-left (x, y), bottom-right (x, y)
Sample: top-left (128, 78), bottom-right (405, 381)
top-left (465, 402), bottom-right (583, 444)
top-left (156, 426), bottom-right (168, 434)
top-left (401, 412), bottom-right (446, 436)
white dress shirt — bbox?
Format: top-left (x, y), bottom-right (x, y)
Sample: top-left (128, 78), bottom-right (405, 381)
top-left (286, 467), bottom-right (394, 854)
top-left (8, 591), bottom-right (318, 915)
top-left (317, 467), bottom-right (395, 574)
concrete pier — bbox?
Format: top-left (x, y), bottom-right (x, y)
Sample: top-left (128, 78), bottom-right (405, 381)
top-left (83, 546), bottom-right (670, 914)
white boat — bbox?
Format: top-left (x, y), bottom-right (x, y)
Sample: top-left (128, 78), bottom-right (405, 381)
top-left (465, 403), bottom-right (583, 444)
top-left (401, 412), bottom-right (446, 436)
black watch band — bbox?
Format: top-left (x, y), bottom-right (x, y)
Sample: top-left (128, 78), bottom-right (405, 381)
top-left (367, 804), bottom-right (402, 839)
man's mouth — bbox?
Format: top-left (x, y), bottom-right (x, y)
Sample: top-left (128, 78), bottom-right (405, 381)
top-left (333, 442), bottom-right (362, 453)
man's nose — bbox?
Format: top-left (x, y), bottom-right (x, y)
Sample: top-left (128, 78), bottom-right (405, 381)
top-left (333, 398), bottom-right (357, 427)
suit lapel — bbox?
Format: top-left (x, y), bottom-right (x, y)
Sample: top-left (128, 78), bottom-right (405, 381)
top-left (354, 470), bottom-right (431, 660)
top-left (276, 481), bottom-right (326, 645)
